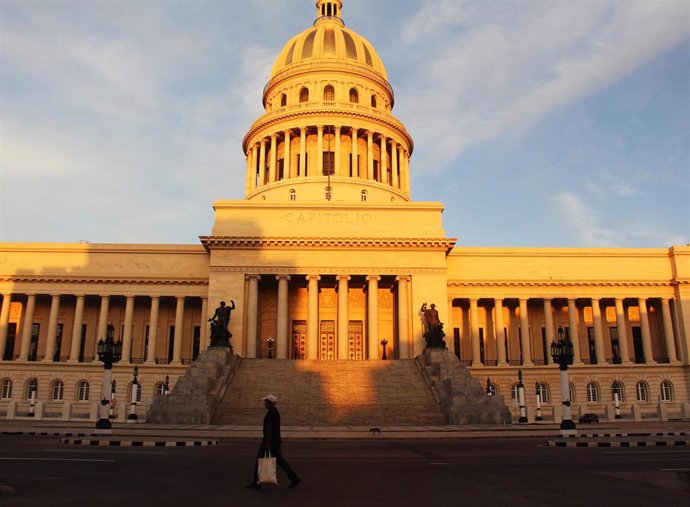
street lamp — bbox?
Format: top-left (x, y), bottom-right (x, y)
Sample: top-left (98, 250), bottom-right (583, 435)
top-left (551, 327), bottom-right (576, 433)
top-left (266, 337), bottom-right (275, 359)
top-left (535, 381), bottom-right (543, 421)
top-left (517, 369), bottom-right (527, 424)
top-left (127, 366), bottom-right (139, 423)
top-left (96, 334), bottom-right (123, 430)
top-left (486, 377), bottom-right (493, 396)
top-left (381, 339), bottom-right (388, 360)
top-left (163, 375), bottom-right (170, 395)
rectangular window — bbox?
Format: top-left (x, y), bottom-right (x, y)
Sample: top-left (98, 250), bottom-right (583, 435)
top-left (504, 327), bottom-right (509, 362)
top-left (29, 323), bottom-right (40, 361)
top-left (587, 327), bottom-right (597, 364)
top-left (609, 327), bottom-right (621, 364)
top-left (373, 160), bottom-right (380, 181)
top-left (632, 326), bottom-right (644, 363)
top-left (53, 323), bottom-right (64, 362)
top-left (167, 326), bottom-right (175, 364)
top-left (453, 327), bottom-right (461, 360)
top-left (323, 151), bottom-right (335, 175)
top-left (79, 324), bottom-right (87, 363)
top-left (144, 325), bottom-right (150, 362)
top-left (297, 154), bottom-right (309, 177)
top-left (3, 323), bottom-right (16, 360)
top-left (277, 158), bottom-right (285, 180)
top-left (541, 327), bottom-right (548, 364)
top-left (479, 328), bottom-right (485, 364)
top-left (192, 326), bottom-right (201, 360)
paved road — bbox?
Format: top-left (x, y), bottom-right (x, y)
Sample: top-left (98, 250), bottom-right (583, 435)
top-left (1, 435), bottom-right (688, 506)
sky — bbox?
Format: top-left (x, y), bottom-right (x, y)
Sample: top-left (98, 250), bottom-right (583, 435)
top-left (1, 0), bottom-right (689, 247)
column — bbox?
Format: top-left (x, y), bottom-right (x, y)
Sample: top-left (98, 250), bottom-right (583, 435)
top-left (351, 127), bottom-right (358, 177)
top-left (638, 298), bottom-right (655, 364)
top-left (446, 297), bottom-right (455, 357)
top-left (276, 275), bottom-right (290, 359)
top-left (245, 148), bottom-right (253, 194)
top-left (145, 296), bottom-right (160, 365)
top-left (306, 275), bottom-right (320, 359)
top-left (43, 294), bottom-right (61, 362)
top-left (284, 130), bottom-right (292, 179)
top-left (251, 145), bottom-right (259, 190)
top-left (269, 133), bottom-right (277, 182)
top-left (615, 298), bottom-right (631, 365)
top-left (567, 298), bottom-right (583, 364)
top-left (380, 136), bottom-right (387, 183)
top-left (200, 297), bottom-right (209, 351)
top-left (334, 125), bottom-right (341, 176)
top-left (259, 138), bottom-right (266, 184)
top-left (97, 295), bottom-right (110, 342)
top-left (246, 275), bottom-right (261, 359)
top-left (591, 298), bottom-right (606, 364)
top-left (661, 298), bottom-right (679, 364)
top-left (336, 275), bottom-right (350, 360)
top-left (172, 296), bottom-right (184, 365)
top-left (367, 275), bottom-right (380, 359)
top-left (495, 299), bottom-right (507, 366)
top-left (19, 294), bottom-right (36, 360)
top-left (469, 298), bottom-right (482, 366)
top-left (366, 131), bottom-right (374, 180)
top-left (68, 295), bottom-right (85, 362)
top-left (317, 125), bottom-right (324, 176)
top-left (392, 143), bottom-right (399, 188)
top-left (299, 127), bottom-right (307, 177)
top-left (397, 276), bottom-right (410, 359)
top-left (543, 298), bottom-right (553, 365)
top-left (121, 296), bottom-right (134, 363)
top-left (519, 298), bottom-right (533, 365)
top-left (0, 294), bottom-right (12, 361)
top-left (403, 151), bottom-right (411, 194)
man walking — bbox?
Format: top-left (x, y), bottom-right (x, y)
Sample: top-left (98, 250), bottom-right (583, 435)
top-left (246, 394), bottom-right (301, 489)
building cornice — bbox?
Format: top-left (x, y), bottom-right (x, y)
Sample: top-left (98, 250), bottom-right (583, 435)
top-left (447, 280), bottom-right (682, 288)
top-left (0, 275), bottom-right (208, 286)
top-left (200, 236), bottom-right (457, 253)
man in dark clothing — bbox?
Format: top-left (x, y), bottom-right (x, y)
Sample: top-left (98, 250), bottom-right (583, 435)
top-left (246, 394), bottom-right (301, 489)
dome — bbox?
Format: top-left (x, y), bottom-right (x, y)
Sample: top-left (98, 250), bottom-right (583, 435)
top-left (269, 3), bottom-right (388, 81)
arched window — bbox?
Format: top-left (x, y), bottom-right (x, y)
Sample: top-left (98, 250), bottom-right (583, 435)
top-left (77, 381), bottom-right (90, 402)
top-left (487, 384), bottom-right (497, 397)
top-left (1, 379), bottom-right (12, 399)
top-left (360, 190), bottom-right (367, 202)
top-left (289, 189), bottom-right (296, 201)
top-left (324, 85), bottom-right (335, 102)
top-left (130, 383), bottom-right (142, 402)
top-left (349, 88), bottom-right (359, 103)
top-left (26, 379), bottom-right (38, 400)
top-left (510, 384), bottom-right (519, 402)
top-left (280, 94), bottom-right (287, 107)
top-left (370, 95), bottom-right (377, 108)
top-left (660, 381), bottom-right (673, 401)
top-left (51, 380), bottom-right (64, 401)
top-left (154, 382), bottom-right (166, 395)
top-left (586, 382), bottom-right (599, 403)
top-left (299, 87), bottom-right (309, 103)
top-left (536, 383), bottom-right (549, 404)
top-left (569, 383), bottom-right (576, 403)
top-left (635, 381), bottom-right (648, 402)
top-left (611, 381), bottom-right (624, 402)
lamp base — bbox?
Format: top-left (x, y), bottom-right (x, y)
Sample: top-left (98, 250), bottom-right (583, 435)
top-left (518, 416), bottom-right (528, 424)
top-left (560, 419), bottom-right (576, 431)
top-left (95, 418), bottom-right (112, 430)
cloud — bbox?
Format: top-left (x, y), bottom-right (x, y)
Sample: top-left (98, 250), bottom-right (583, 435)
top-left (584, 171), bottom-right (638, 197)
top-left (554, 192), bottom-right (620, 246)
top-left (401, 0), bottom-right (468, 43)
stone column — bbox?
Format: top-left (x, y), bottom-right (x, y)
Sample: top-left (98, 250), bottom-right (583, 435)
top-left (337, 275), bottom-right (350, 360)
top-left (317, 125), bottom-right (324, 175)
top-left (590, 298), bottom-right (606, 364)
top-left (300, 127), bottom-right (307, 177)
top-left (245, 148), bottom-right (252, 194)
top-left (615, 298), bottom-right (631, 365)
top-left (638, 298), bottom-right (655, 364)
top-left (283, 130), bottom-right (291, 179)
top-left (567, 298), bottom-right (583, 364)
top-left (276, 275), bottom-right (290, 359)
top-left (404, 151), bottom-right (411, 195)
top-left (0, 294), bottom-right (12, 361)
top-left (251, 145), bottom-right (259, 190)
top-left (172, 296), bottom-right (185, 365)
top-left (246, 275), bottom-right (261, 359)
top-left (380, 136), bottom-right (387, 183)
top-left (68, 295), bottom-right (85, 363)
top-left (351, 127), bottom-right (358, 177)
top-left (543, 298), bottom-right (553, 365)
top-left (334, 125), bottom-right (341, 176)
top-left (18, 294), bottom-right (36, 361)
top-left (259, 138), bottom-right (266, 184)
top-left (121, 296), bottom-right (134, 363)
top-left (145, 296), bottom-right (160, 365)
top-left (392, 143), bottom-right (399, 188)
top-left (519, 298), bottom-right (533, 365)
top-left (469, 298), bottom-right (482, 366)
top-left (367, 275), bottom-right (380, 359)
top-left (94, 295), bottom-right (110, 361)
top-left (495, 299), bottom-right (507, 366)
top-left (660, 298), bottom-right (679, 364)
top-left (269, 133), bottom-right (277, 183)
top-left (200, 297), bottom-right (209, 351)
top-left (367, 131), bottom-right (374, 181)
top-left (397, 276), bottom-right (410, 359)
top-left (306, 275), bottom-right (320, 359)
top-left (43, 294), bottom-right (61, 362)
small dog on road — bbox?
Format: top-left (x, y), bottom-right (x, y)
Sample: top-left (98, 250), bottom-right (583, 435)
top-left (368, 427), bottom-right (382, 436)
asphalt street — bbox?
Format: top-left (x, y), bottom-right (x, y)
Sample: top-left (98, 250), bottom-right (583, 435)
top-left (1, 435), bottom-right (688, 506)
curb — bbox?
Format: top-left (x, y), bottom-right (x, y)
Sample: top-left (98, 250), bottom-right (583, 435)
top-left (2, 431), bottom-right (89, 437)
top-left (59, 438), bottom-right (219, 447)
top-left (548, 439), bottom-right (689, 448)
top-left (570, 431), bottom-right (688, 438)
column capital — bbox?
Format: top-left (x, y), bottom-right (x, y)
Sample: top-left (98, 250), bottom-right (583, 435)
top-left (395, 275), bottom-right (411, 283)
top-left (336, 275), bottom-right (351, 282)
top-left (543, 298), bottom-right (552, 303)
top-left (176, 295), bottom-right (185, 301)
top-left (50, 293), bottom-right (61, 299)
top-left (125, 295), bottom-right (135, 300)
top-left (150, 295), bottom-right (160, 300)
top-left (275, 275), bottom-right (292, 282)
top-left (366, 275), bottom-right (381, 282)
top-left (245, 274), bottom-right (262, 282)
top-left (305, 274), bottom-right (321, 282)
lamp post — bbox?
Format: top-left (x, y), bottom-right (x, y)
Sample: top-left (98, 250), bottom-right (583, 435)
top-left (535, 381), bottom-right (543, 421)
top-left (28, 382), bottom-right (37, 417)
top-left (486, 377), bottom-right (493, 396)
top-left (127, 366), bottom-right (139, 423)
top-left (517, 369), bottom-right (527, 424)
top-left (163, 375), bottom-right (170, 395)
top-left (381, 339), bottom-right (388, 360)
top-left (614, 392), bottom-right (622, 419)
top-left (551, 327), bottom-right (576, 433)
top-left (266, 337), bottom-right (274, 359)
top-left (96, 333), bottom-right (123, 430)
top-left (109, 380), bottom-right (116, 420)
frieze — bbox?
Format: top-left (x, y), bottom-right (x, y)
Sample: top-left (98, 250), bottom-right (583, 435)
top-left (201, 236), bottom-right (456, 252)
top-left (0, 276), bottom-right (208, 286)
top-left (209, 266), bottom-right (446, 275)
top-left (447, 280), bottom-right (674, 287)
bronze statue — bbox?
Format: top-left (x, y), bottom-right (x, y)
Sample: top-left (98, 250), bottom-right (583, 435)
top-left (209, 300), bottom-right (235, 349)
top-left (421, 302), bottom-right (446, 349)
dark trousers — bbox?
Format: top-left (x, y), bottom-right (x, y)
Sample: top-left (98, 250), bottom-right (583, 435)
top-left (252, 445), bottom-right (299, 484)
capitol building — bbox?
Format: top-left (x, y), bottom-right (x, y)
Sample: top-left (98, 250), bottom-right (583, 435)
top-left (0, 1), bottom-right (688, 424)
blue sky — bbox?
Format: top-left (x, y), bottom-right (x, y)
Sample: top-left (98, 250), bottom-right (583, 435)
top-left (1, 0), bottom-right (688, 247)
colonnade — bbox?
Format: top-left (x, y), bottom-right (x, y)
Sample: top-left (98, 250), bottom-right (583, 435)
top-left (0, 293), bottom-right (207, 365)
top-left (451, 296), bottom-right (681, 367)
top-left (245, 124), bottom-right (411, 195)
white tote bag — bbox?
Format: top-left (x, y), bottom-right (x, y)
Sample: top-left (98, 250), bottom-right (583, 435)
top-left (258, 452), bottom-right (278, 485)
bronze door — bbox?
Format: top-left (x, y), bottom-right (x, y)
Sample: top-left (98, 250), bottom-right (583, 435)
top-left (291, 321), bottom-right (306, 359)
top-left (348, 320), bottom-right (364, 360)
top-left (319, 320), bottom-right (336, 360)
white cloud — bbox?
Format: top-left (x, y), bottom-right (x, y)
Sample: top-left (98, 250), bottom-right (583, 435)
top-left (584, 171), bottom-right (638, 197)
top-left (554, 192), bottom-right (620, 246)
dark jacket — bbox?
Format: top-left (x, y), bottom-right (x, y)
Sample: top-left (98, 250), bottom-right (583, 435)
top-left (262, 406), bottom-right (282, 451)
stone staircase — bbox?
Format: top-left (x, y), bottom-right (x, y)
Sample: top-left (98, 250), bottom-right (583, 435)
top-left (212, 359), bottom-right (447, 426)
